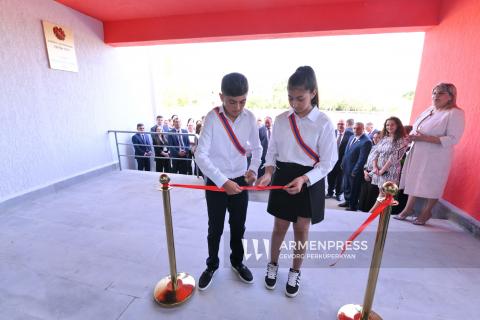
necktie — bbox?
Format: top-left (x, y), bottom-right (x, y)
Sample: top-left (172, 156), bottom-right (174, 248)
top-left (267, 128), bottom-right (271, 140)
top-left (348, 137), bottom-right (357, 149)
top-left (178, 130), bottom-right (184, 150)
top-left (141, 134), bottom-right (146, 144)
top-left (336, 132), bottom-right (342, 147)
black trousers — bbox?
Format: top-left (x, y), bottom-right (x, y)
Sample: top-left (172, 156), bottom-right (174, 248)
top-left (136, 158), bottom-right (150, 171)
top-left (205, 176), bottom-right (248, 270)
top-left (343, 172), bottom-right (362, 210)
top-left (327, 162), bottom-right (343, 196)
top-left (171, 157), bottom-right (189, 174)
top-left (155, 158), bottom-right (171, 173)
top-left (358, 178), bottom-right (379, 212)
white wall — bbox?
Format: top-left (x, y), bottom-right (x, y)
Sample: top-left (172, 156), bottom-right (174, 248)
top-left (0, 0), bottom-right (155, 202)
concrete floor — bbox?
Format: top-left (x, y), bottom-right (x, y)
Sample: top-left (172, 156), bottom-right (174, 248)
top-left (0, 171), bottom-right (479, 320)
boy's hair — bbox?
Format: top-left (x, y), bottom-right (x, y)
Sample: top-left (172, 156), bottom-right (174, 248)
top-left (221, 72), bottom-right (249, 97)
top-left (287, 66), bottom-right (319, 107)
top-left (136, 123), bottom-right (144, 129)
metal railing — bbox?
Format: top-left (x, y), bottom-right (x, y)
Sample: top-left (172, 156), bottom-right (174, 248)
top-left (108, 129), bottom-right (201, 176)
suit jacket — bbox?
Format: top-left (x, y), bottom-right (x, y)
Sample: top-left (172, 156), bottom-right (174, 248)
top-left (167, 128), bottom-right (190, 158)
top-left (132, 133), bottom-right (152, 159)
top-left (341, 134), bottom-right (372, 176)
top-left (336, 129), bottom-right (354, 163)
top-left (258, 125), bottom-right (270, 161)
top-left (151, 124), bottom-right (170, 133)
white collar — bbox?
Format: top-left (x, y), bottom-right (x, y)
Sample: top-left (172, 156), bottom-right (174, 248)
top-left (218, 105), bottom-right (246, 119)
top-left (288, 106), bottom-right (320, 121)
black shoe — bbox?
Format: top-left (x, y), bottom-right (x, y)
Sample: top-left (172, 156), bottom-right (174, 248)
top-left (338, 202), bottom-right (349, 207)
top-left (346, 207), bottom-right (357, 211)
top-left (285, 268), bottom-right (301, 298)
top-left (231, 264), bottom-right (254, 284)
top-left (335, 195), bottom-right (342, 201)
top-left (325, 194), bottom-right (334, 199)
top-left (198, 268), bottom-right (217, 291)
top-left (265, 262), bottom-right (279, 290)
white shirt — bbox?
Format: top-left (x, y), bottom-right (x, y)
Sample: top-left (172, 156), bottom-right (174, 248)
top-left (265, 108), bottom-right (338, 185)
top-left (195, 106), bottom-right (262, 187)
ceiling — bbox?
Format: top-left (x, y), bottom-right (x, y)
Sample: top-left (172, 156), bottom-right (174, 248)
top-left (55, 0), bottom-right (441, 46)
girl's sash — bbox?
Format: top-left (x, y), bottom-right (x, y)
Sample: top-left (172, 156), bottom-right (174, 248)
top-left (288, 113), bottom-right (319, 164)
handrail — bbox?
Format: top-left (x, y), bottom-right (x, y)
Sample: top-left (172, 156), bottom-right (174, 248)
top-left (108, 129), bottom-right (200, 177)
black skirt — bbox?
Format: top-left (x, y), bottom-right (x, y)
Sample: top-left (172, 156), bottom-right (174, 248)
top-left (267, 161), bottom-right (325, 224)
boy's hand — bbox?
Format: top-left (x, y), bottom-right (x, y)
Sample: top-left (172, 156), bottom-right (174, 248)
top-left (222, 180), bottom-right (242, 195)
top-left (244, 170), bottom-right (256, 185)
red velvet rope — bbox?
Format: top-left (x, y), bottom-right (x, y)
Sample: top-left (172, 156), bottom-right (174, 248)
top-left (330, 194), bottom-right (394, 267)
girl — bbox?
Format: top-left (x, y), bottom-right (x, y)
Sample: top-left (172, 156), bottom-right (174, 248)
top-left (256, 66), bottom-right (337, 297)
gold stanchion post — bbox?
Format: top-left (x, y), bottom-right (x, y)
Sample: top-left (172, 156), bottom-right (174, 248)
top-left (153, 174), bottom-right (195, 307)
top-left (337, 182), bottom-right (399, 320)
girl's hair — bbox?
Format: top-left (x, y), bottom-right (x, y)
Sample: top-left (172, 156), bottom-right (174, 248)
top-left (433, 83), bottom-right (458, 109)
top-left (287, 66), bottom-right (319, 107)
top-left (195, 123), bottom-right (202, 135)
top-left (382, 116), bottom-right (406, 141)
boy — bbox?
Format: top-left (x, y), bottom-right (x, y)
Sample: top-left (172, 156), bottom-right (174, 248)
top-left (195, 72), bottom-right (262, 290)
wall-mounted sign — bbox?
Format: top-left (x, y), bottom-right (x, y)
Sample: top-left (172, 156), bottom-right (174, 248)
top-left (42, 21), bottom-right (78, 72)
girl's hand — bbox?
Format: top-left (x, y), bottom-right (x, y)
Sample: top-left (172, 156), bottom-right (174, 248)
top-left (285, 175), bottom-right (308, 195)
top-left (256, 173), bottom-right (272, 186)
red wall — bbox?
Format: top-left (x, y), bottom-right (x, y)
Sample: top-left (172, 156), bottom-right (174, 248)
top-left (412, 0), bottom-right (480, 220)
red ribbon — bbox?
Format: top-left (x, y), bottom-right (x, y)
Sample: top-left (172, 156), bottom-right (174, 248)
top-left (330, 194), bottom-right (394, 267)
top-left (163, 183), bottom-right (286, 192)
top-left (338, 312), bottom-right (361, 320)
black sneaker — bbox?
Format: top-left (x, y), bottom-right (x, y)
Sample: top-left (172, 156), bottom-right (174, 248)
top-left (198, 268), bottom-right (217, 291)
top-left (231, 264), bottom-right (254, 284)
top-left (325, 194), bottom-right (334, 199)
top-left (265, 262), bottom-right (279, 290)
top-left (285, 268), bottom-right (301, 298)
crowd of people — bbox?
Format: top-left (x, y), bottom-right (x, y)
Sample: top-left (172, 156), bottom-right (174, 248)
top-left (131, 115), bottom-right (203, 175)
top-left (131, 70), bottom-right (464, 298)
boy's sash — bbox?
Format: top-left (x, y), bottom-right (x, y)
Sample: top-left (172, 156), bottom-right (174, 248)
top-left (214, 107), bottom-right (246, 156)
top-left (288, 113), bottom-right (320, 164)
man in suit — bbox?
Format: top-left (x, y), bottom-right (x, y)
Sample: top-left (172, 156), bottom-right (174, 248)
top-left (366, 122), bottom-right (379, 141)
top-left (150, 115), bottom-right (169, 133)
top-left (339, 122), bottom-right (372, 211)
top-left (132, 123), bottom-right (153, 171)
top-left (326, 119), bottom-right (353, 201)
top-left (258, 116), bottom-right (272, 177)
top-left (168, 117), bottom-right (191, 174)
top-left (345, 118), bottom-right (355, 133)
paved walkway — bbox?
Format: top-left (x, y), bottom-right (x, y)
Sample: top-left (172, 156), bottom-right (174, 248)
top-left (0, 171), bottom-right (478, 319)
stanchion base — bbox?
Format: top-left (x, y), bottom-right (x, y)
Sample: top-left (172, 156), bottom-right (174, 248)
top-left (337, 304), bottom-right (382, 320)
top-left (153, 272), bottom-right (196, 307)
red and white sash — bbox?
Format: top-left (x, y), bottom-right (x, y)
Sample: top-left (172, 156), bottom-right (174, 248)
top-left (214, 107), bottom-right (246, 156)
top-left (288, 113), bottom-right (320, 164)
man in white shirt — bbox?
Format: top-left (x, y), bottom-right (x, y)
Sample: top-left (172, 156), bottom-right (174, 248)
top-left (195, 73), bottom-right (262, 290)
